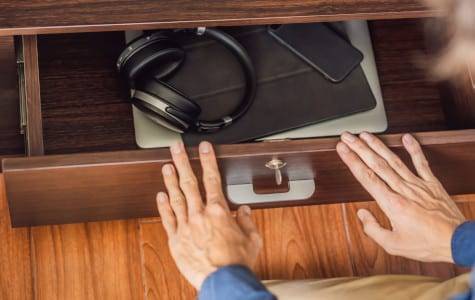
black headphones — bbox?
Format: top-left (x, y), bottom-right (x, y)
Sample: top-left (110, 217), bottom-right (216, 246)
top-left (117, 27), bottom-right (257, 133)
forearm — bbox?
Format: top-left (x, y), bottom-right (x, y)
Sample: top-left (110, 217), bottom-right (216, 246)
top-left (199, 265), bottom-right (276, 300)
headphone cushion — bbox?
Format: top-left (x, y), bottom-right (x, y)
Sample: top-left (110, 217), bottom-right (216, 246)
top-left (136, 78), bottom-right (201, 123)
top-left (120, 37), bottom-right (185, 82)
top-left (132, 95), bottom-right (189, 133)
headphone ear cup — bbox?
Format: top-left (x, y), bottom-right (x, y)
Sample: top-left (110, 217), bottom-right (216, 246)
top-left (136, 78), bottom-right (201, 122)
top-left (118, 35), bottom-right (185, 83)
top-left (132, 96), bottom-right (188, 133)
top-left (131, 78), bottom-right (201, 133)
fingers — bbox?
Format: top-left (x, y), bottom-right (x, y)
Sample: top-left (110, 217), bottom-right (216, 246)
top-left (199, 142), bottom-right (229, 210)
top-left (357, 209), bottom-right (394, 250)
top-left (336, 142), bottom-right (399, 215)
top-left (162, 164), bottom-right (187, 223)
top-left (341, 132), bottom-right (407, 194)
top-left (359, 132), bottom-right (421, 185)
top-left (170, 141), bottom-right (203, 215)
top-left (402, 134), bottom-right (437, 182)
top-left (236, 206), bottom-right (261, 245)
top-left (156, 192), bottom-right (177, 236)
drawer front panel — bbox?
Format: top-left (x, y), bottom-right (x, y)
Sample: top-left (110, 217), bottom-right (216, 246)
top-left (3, 130), bottom-right (475, 227)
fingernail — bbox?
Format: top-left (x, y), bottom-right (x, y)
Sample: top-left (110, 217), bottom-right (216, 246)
top-left (360, 131), bottom-right (373, 142)
top-left (171, 141), bottom-right (183, 154)
top-left (341, 131), bottom-right (356, 143)
top-left (403, 134), bottom-right (414, 145)
top-left (199, 141), bottom-right (211, 154)
top-left (162, 164), bottom-right (173, 176)
top-left (157, 192), bottom-right (167, 203)
top-left (337, 142), bottom-right (350, 154)
top-left (242, 205), bottom-right (251, 215)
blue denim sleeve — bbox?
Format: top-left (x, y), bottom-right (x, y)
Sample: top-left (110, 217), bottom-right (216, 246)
top-left (450, 221), bottom-right (475, 300)
top-left (452, 221), bottom-right (475, 267)
top-left (198, 265), bottom-right (276, 300)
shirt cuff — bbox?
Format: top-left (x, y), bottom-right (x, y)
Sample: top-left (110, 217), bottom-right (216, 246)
top-left (452, 221), bottom-right (475, 267)
top-left (199, 265), bottom-right (276, 300)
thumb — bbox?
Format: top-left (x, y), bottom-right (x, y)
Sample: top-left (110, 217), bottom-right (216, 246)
top-left (357, 209), bottom-right (394, 250)
top-left (237, 206), bottom-right (261, 243)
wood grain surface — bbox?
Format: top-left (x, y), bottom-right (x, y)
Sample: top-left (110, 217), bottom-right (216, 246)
top-left (37, 32), bottom-right (136, 154)
top-left (0, 174), bottom-right (474, 299)
top-left (251, 205), bottom-right (354, 279)
top-left (0, 36), bottom-right (25, 157)
top-left (0, 175), bottom-right (32, 300)
top-left (140, 222), bottom-right (197, 300)
top-left (21, 35), bottom-right (44, 156)
top-left (0, 1), bottom-right (437, 36)
top-left (30, 220), bottom-right (144, 300)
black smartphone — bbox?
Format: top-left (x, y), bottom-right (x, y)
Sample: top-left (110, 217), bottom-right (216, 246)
top-left (268, 23), bottom-right (364, 83)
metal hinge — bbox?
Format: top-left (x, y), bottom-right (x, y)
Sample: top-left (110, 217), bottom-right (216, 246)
top-left (15, 36), bottom-right (27, 135)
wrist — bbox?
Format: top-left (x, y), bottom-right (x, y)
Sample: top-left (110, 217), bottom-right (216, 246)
top-left (195, 266), bottom-right (218, 290)
top-left (432, 245), bottom-right (454, 264)
top-left (431, 221), bottom-right (463, 263)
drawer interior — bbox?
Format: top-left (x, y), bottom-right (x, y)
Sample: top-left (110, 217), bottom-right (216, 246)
top-left (29, 19), bottom-right (475, 155)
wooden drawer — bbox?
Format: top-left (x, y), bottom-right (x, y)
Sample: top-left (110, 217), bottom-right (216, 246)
top-left (1, 19), bottom-right (475, 227)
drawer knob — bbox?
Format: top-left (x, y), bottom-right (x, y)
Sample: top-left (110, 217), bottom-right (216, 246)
top-left (265, 158), bottom-right (287, 185)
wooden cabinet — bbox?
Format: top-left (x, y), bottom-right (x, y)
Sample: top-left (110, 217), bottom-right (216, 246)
top-left (0, 2), bottom-right (474, 226)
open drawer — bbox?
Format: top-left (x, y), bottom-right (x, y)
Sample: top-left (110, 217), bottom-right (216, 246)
top-left (2, 19), bottom-right (475, 227)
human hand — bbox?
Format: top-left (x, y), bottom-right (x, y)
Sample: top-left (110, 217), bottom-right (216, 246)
top-left (156, 141), bottom-right (262, 290)
top-left (337, 132), bottom-right (465, 263)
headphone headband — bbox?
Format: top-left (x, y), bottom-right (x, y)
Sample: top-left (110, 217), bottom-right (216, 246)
top-left (118, 27), bottom-right (257, 133)
top-left (187, 27), bottom-right (257, 132)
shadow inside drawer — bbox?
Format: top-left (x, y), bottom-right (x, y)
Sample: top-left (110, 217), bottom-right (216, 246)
top-left (38, 32), bottom-right (137, 154)
top-left (0, 36), bottom-right (25, 157)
